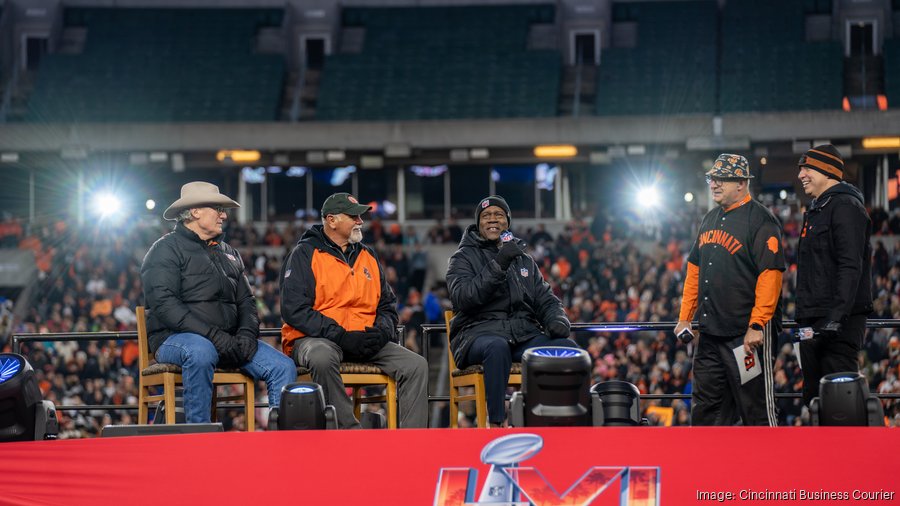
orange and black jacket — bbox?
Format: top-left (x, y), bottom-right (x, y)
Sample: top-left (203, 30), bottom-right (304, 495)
top-left (279, 225), bottom-right (398, 357)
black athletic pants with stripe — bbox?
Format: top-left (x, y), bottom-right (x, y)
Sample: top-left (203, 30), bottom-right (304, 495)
top-left (798, 314), bottom-right (866, 407)
top-left (691, 326), bottom-right (778, 426)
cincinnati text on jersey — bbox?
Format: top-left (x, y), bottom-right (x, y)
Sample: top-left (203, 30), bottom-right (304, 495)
top-left (698, 229), bottom-right (744, 255)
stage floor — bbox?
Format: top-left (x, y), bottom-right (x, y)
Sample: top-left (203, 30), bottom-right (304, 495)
top-left (0, 427), bottom-right (896, 505)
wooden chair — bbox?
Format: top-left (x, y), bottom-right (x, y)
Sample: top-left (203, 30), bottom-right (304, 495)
top-left (444, 310), bottom-right (521, 428)
top-left (297, 363), bottom-right (398, 429)
top-left (136, 306), bottom-right (256, 431)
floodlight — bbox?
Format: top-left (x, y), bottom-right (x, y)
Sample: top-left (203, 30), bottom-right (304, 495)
top-left (270, 382), bottom-right (336, 430)
top-left (636, 185), bottom-right (660, 209)
top-left (145, 199), bottom-right (156, 210)
top-left (509, 347), bottom-right (593, 427)
top-left (810, 372), bottom-right (884, 427)
top-left (684, 192), bottom-right (694, 203)
top-left (590, 380), bottom-right (643, 426)
top-left (92, 192), bottom-right (122, 218)
top-left (0, 354), bottom-right (58, 442)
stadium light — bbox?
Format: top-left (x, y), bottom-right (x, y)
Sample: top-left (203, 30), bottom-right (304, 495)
top-left (145, 199), bottom-right (156, 211)
top-left (534, 145), bottom-right (577, 158)
top-left (636, 185), bottom-right (661, 209)
top-left (862, 137), bottom-right (900, 149)
top-left (92, 192), bottom-right (122, 219)
top-left (216, 150), bottom-right (261, 163)
top-left (684, 192), bottom-right (694, 203)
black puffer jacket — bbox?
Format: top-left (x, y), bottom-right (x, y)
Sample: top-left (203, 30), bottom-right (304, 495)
top-left (796, 182), bottom-right (873, 321)
top-left (446, 225), bottom-right (570, 366)
top-left (141, 223), bottom-right (258, 363)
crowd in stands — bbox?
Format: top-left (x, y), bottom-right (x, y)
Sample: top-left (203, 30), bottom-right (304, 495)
top-left (1, 202), bottom-right (899, 436)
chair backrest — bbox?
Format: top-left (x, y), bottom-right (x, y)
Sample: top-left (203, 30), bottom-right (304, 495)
top-left (444, 310), bottom-right (459, 371)
top-left (135, 306), bottom-right (152, 371)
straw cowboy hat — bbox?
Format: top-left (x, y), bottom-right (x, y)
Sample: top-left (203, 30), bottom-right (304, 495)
top-left (163, 182), bottom-right (240, 220)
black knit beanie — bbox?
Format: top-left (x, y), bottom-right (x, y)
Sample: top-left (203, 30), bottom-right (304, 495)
top-left (474, 195), bottom-right (511, 225)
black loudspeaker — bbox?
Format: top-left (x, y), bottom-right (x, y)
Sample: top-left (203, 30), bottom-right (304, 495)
top-left (270, 382), bottom-right (336, 430)
top-left (101, 423), bottom-right (224, 438)
top-left (590, 380), bottom-right (644, 426)
top-left (0, 353), bottom-right (58, 442)
top-left (509, 347), bottom-right (593, 427)
top-left (810, 372), bottom-right (885, 427)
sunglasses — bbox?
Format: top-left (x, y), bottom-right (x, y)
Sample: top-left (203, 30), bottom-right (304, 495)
top-left (209, 205), bottom-right (226, 214)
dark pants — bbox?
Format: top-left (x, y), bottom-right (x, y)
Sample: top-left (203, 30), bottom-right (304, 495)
top-left (692, 327), bottom-right (777, 426)
top-left (798, 314), bottom-right (866, 407)
top-left (461, 334), bottom-right (580, 425)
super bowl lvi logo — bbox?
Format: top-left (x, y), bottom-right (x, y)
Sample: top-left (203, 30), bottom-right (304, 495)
top-left (433, 434), bottom-right (660, 505)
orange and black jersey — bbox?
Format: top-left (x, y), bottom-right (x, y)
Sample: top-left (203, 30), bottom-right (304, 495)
top-left (683, 195), bottom-right (785, 337)
top-left (279, 225), bottom-right (398, 356)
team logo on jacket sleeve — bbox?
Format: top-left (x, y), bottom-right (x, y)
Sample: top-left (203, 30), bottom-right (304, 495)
top-left (520, 268), bottom-right (529, 278)
top-left (767, 236), bottom-right (779, 254)
top-left (363, 267), bottom-right (373, 280)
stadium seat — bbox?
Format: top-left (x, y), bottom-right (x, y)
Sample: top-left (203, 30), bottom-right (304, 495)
top-left (296, 363), bottom-right (398, 429)
top-left (444, 310), bottom-right (521, 428)
top-left (135, 306), bottom-right (256, 431)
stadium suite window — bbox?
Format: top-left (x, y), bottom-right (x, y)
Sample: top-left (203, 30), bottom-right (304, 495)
top-left (312, 168), bottom-right (353, 216)
top-left (405, 167), bottom-right (445, 220)
top-left (450, 166), bottom-right (491, 219)
top-left (357, 167), bottom-right (398, 219)
top-left (270, 171), bottom-right (309, 220)
top-left (494, 166), bottom-right (537, 219)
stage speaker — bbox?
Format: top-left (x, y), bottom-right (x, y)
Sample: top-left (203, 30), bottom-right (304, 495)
top-left (270, 382), bottom-right (336, 430)
top-left (509, 347), bottom-right (593, 427)
top-left (590, 380), bottom-right (643, 426)
top-left (810, 372), bottom-right (885, 427)
top-left (101, 423), bottom-right (223, 438)
top-left (0, 353), bottom-right (58, 442)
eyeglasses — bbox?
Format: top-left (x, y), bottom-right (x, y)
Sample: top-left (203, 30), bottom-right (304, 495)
top-left (705, 176), bottom-right (742, 186)
top-left (480, 211), bottom-right (507, 220)
top-left (209, 206), bottom-right (226, 214)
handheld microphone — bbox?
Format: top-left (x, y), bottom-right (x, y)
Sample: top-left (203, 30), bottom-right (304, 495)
top-left (500, 230), bottom-right (514, 243)
top-left (677, 328), bottom-right (694, 344)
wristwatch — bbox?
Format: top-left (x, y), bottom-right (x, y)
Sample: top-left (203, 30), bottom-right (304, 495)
top-left (749, 323), bottom-right (763, 331)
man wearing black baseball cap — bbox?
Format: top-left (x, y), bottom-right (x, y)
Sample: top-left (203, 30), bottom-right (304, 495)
top-left (446, 195), bottom-right (577, 427)
top-left (796, 145), bottom-right (873, 406)
top-left (279, 192), bottom-right (427, 428)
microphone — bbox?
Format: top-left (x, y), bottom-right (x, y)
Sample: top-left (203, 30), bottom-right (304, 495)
top-left (500, 230), bottom-right (514, 243)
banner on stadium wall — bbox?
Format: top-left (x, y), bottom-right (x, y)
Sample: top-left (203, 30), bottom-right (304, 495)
top-left (0, 427), bottom-right (896, 505)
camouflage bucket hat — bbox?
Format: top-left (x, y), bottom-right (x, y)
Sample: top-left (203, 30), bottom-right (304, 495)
top-left (705, 153), bottom-right (754, 179)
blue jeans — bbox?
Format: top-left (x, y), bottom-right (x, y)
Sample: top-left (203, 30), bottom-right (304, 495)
top-left (155, 332), bottom-right (297, 424)
top-left (461, 334), bottom-right (580, 425)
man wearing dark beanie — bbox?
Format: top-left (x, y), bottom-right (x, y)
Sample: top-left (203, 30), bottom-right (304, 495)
top-left (446, 195), bottom-right (579, 427)
top-left (795, 144), bottom-right (873, 406)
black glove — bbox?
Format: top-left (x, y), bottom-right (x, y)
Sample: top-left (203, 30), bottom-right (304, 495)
top-left (236, 335), bottom-right (259, 364)
top-left (339, 330), bottom-right (383, 361)
top-left (546, 320), bottom-right (571, 340)
top-left (365, 326), bottom-right (392, 350)
top-left (495, 241), bottom-right (525, 270)
top-left (209, 329), bottom-right (242, 365)
top-left (816, 320), bottom-right (842, 337)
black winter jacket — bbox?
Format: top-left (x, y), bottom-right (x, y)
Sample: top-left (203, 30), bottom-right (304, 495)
top-left (140, 223), bottom-right (258, 364)
top-left (796, 182), bottom-right (873, 322)
top-left (446, 225), bottom-right (570, 366)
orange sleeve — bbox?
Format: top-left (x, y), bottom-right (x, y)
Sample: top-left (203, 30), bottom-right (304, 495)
top-left (678, 262), bottom-right (699, 321)
top-left (749, 269), bottom-right (783, 327)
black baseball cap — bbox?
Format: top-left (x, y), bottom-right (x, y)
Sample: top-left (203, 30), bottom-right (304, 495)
top-left (321, 192), bottom-right (372, 216)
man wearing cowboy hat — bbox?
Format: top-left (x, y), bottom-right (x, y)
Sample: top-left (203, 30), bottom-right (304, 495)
top-left (141, 182), bottom-right (296, 424)
top-left (675, 154), bottom-right (784, 426)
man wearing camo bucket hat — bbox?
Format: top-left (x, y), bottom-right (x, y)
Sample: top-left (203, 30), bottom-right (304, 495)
top-left (675, 154), bottom-right (785, 426)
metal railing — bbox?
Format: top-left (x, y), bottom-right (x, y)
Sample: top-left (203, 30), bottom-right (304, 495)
top-left (11, 320), bottom-right (900, 415)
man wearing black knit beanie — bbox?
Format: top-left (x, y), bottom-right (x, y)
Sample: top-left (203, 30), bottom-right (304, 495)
top-left (446, 195), bottom-right (579, 427)
top-left (795, 144), bottom-right (873, 407)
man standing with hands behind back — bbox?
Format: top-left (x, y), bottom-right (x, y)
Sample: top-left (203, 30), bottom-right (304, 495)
top-left (795, 145), bottom-right (872, 407)
top-left (675, 154), bottom-right (784, 426)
